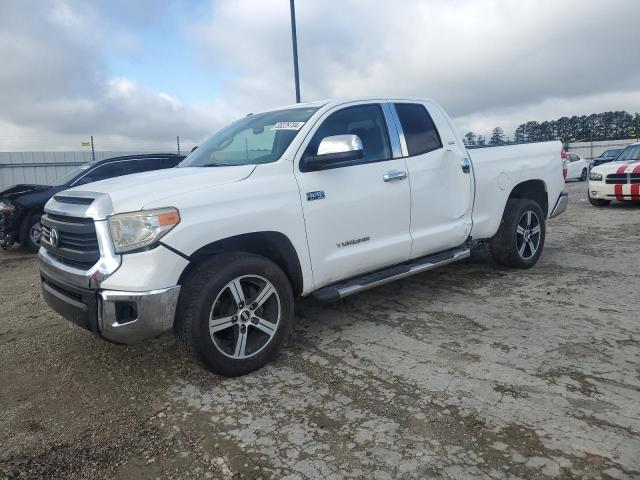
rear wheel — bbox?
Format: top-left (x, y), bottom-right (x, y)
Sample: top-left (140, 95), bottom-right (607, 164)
top-left (176, 253), bottom-right (294, 377)
top-left (588, 190), bottom-right (610, 206)
top-left (489, 199), bottom-right (545, 269)
top-left (579, 169), bottom-right (588, 181)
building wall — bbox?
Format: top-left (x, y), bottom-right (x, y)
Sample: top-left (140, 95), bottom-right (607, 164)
top-left (0, 151), bottom-right (163, 189)
top-left (566, 139), bottom-right (636, 160)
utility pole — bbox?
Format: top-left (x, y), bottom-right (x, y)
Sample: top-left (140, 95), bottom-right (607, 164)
top-left (177, 135), bottom-right (181, 155)
top-left (90, 135), bottom-right (95, 162)
top-left (289, 0), bottom-right (301, 103)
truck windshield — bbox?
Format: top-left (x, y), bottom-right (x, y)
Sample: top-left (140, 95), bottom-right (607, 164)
top-left (53, 164), bottom-right (91, 186)
top-left (616, 145), bottom-right (640, 162)
top-left (180, 106), bottom-right (319, 167)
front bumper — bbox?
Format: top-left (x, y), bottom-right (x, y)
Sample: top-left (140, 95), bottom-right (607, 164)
top-left (41, 272), bottom-right (180, 343)
top-left (549, 191), bottom-right (569, 218)
top-left (0, 211), bottom-right (17, 249)
top-left (589, 182), bottom-right (640, 201)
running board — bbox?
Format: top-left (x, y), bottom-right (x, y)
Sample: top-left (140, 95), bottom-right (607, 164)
top-left (312, 245), bottom-right (471, 301)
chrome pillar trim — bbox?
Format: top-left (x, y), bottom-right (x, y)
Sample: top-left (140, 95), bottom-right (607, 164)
top-left (382, 102), bottom-right (404, 159)
top-left (38, 219), bottom-right (121, 289)
top-left (387, 102), bottom-right (408, 157)
top-left (98, 286), bottom-right (181, 344)
top-left (549, 192), bottom-right (569, 218)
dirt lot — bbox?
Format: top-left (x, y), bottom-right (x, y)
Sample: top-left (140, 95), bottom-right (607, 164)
top-left (1, 181), bottom-right (639, 480)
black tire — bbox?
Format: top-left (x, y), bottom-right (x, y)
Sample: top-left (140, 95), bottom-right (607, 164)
top-left (176, 252), bottom-right (294, 377)
top-left (21, 214), bottom-right (43, 253)
top-left (579, 169), bottom-right (588, 181)
top-left (489, 199), bottom-right (545, 269)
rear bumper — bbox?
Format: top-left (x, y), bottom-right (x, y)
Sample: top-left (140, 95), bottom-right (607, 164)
top-left (549, 191), bottom-right (569, 218)
top-left (41, 272), bottom-right (180, 344)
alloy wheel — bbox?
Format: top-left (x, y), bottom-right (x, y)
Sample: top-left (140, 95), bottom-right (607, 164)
top-left (29, 222), bottom-right (42, 246)
top-left (516, 210), bottom-right (541, 260)
top-left (208, 275), bottom-right (281, 359)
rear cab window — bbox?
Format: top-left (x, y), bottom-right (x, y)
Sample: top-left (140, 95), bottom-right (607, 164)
top-left (394, 103), bottom-right (442, 156)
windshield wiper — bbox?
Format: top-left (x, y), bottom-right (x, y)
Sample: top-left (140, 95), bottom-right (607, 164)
top-left (201, 162), bottom-right (234, 167)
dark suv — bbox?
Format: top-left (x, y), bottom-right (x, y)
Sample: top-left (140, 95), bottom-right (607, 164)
top-left (0, 153), bottom-right (184, 251)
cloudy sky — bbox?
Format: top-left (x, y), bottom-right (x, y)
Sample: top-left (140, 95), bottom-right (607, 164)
top-left (1, 0), bottom-right (639, 151)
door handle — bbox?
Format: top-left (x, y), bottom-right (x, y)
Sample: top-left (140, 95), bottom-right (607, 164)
top-left (461, 157), bottom-right (471, 173)
top-left (383, 171), bottom-right (408, 182)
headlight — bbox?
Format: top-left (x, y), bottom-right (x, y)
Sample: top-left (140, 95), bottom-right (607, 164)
top-left (108, 207), bottom-right (180, 253)
top-left (589, 172), bottom-right (603, 181)
top-left (0, 200), bottom-right (16, 213)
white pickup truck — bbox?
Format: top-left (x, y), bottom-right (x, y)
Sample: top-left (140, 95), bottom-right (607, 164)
top-left (39, 98), bottom-right (567, 376)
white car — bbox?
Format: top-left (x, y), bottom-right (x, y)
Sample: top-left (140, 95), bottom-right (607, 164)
top-left (588, 143), bottom-right (640, 206)
top-left (38, 97), bottom-right (567, 376)
top-left (565, 152), bottom-right (589, 181)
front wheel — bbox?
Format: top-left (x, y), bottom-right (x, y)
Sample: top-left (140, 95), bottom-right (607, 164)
top-left (588, 193), bottom-right (610, 207)
top-left (176, 253), bottom-right (294, 377)
top-left (22, 215), bottom-right (43, 252)
top-left (489, 199), bottom-right (545, 269)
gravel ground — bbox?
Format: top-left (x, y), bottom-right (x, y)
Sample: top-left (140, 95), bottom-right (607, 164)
top-left (1, 181), bottom-right (639, 480)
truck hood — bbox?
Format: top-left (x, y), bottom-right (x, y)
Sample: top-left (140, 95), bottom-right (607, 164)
top-left (61, 165), bottom-right (256, 213)
top-left (1, 183), bottom-right (52, 200)
top-left (592, 160), bottom-right (640, 175)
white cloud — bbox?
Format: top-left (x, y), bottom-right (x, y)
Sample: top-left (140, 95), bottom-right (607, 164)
top-left (1, 0), bottom-right (640, 150)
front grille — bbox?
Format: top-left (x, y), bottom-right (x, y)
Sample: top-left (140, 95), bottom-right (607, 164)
top-left (41, 213), bottom-right (100, 269)
top-left (53, 195), bottom-right (95, 205)
top-left (606, 173), bottom-right (640, 184)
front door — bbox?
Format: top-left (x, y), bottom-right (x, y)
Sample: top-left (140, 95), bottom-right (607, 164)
top-left (294, 103), bottom-right (412, 288)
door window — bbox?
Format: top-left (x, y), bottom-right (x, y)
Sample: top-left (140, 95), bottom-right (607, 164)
top-left (75, 161), bottom-right (130, 185)
top-left (128, 158), bottom-right (174, 174)
top-left (394, 103), bottom-right (442, 156)
top-left (304, 104), bottom-right (391, 165)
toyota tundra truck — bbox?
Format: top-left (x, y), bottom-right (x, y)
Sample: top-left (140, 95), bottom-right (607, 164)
top-left (38, 98), bottom-right (568, 376)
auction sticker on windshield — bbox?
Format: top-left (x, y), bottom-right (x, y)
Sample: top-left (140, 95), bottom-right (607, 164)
top-left (273, 122), bottom-right (305, 130)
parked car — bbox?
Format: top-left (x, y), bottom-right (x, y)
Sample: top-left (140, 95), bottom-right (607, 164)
top-left (588, 142), bottom-right (640, 206)
top-left (564, 152), bottom-right (589, 181)
top-left (0, 153), bottom-right (184, 251)
top-left (38, 97), bottom-right (567, 376)
top-left (590, 148), bottom-right (624, 168)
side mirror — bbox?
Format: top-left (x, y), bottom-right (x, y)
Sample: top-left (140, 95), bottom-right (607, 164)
top-left (302, 134), bottom-right (364, 171)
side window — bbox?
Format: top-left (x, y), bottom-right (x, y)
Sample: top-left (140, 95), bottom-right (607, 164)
top-left (394, 103), bottom-right (442, 156)
top-left (77, 162), bottom-right (129, 184)
top-left (569, 154), bottom-right (579, 162)
top-left (128, 159), bottom-right (169, 174)
top-left (304, 104), bottom-right (391, 164)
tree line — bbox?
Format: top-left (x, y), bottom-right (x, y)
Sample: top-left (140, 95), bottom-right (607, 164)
top-left (464, 110), bottom-right (640, 146)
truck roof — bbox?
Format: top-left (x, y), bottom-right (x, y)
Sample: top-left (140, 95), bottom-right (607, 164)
top-left (259, 97), bottom-right (437, 114)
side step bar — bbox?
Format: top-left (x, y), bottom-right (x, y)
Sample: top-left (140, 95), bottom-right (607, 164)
top-left (312, 245), bottom-right (471, 301)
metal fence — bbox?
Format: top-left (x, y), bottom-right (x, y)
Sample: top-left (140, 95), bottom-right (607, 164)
top-left (0, 151), bottom-right (172, 190)
top-left (566, 139), bottom-right (636, 160)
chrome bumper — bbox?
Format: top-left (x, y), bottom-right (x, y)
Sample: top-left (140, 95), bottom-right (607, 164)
top-left (99, 286), bottom-right (181, 343)
top-left (549, 192), bottom-right (569, 218)
top-left (41, 267), bottom-right (181, 344)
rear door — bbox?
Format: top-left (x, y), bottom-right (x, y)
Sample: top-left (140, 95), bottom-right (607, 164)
top-left (392, 101), bottom-right (473, 258)
top-left (294, 102), bottom-right (412, 288)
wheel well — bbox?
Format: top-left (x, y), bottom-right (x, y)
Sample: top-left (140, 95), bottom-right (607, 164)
top-left (179, 232), bottom-right (304, 296)
top-left (507, 180), bottom-right (548, 217)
